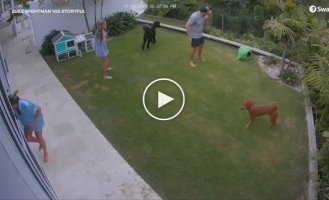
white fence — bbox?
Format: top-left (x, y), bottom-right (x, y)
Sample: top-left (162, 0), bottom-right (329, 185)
top-left (27, 0), bottom-right (146, 49)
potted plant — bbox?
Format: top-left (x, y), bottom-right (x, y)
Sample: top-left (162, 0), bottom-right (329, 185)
top-left (7, 11), bottom-right (22, 36)
top-left (6, 0), bottom-right (30, 36)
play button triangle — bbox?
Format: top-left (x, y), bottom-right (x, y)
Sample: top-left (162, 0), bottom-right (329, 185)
top-left (158, 91), bottom-right (174, 108)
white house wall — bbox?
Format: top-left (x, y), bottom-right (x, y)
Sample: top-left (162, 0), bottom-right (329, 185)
top-left (0, 130), bottom-right (37, 199)
top-left (28, 0), bottom-right (146, 50)
top-left (0, 42), bottom-right (55, 200)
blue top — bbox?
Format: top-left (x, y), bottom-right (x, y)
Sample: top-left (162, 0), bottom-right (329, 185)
top-left (15, 99), bottom-right (37, 127)
top-left (188, 11), bottom-right (205, 39)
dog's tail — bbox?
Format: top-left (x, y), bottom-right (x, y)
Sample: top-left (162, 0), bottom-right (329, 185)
top-left (143, 26), bottom-right (150, 32)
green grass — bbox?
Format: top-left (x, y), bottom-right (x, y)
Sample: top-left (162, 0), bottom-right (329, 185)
top-left (45, 26), bottom-right (308, 199)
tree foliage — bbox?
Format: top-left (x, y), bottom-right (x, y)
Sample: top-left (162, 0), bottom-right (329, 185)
top-left (263, 17), bottom-right (296, 43)
top-left (301, 22), bottom-right (329, 200)
top-left (103, 12), bottom-right (137, 37)
top-left (41, 29), bottom-right (60, 56)
top-left (303, 46), bottom-right (329, 119)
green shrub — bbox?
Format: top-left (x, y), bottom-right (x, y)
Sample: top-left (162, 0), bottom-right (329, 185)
top-left (104, 12), bottom-right (137, 37)
top-left (241, 33), bottom-right (256, 41)
top-left (203, 25), bottom-right (213, 34)
top-left (279, 68), bottom-right (299, 86)
top-left (41, 29), bottom-right (60, 56)
top-left (318, 131), bottom-right (329, 200)
top-left (203, 25), bottom-right (283, 56)
top-left (318, 175), bottom-right (329, 200)
top-left (319, 132), bottom-right (329, 174)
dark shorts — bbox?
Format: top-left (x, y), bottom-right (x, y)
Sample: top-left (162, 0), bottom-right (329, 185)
top-left (191, 37), bottom-right (205, 48)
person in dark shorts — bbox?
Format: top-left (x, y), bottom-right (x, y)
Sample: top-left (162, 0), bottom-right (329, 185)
top-left (185, 7), bottom-right (212, 67)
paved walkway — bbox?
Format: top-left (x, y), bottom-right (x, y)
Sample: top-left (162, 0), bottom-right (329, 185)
top-left (0, 22), bottom-right (161, 199)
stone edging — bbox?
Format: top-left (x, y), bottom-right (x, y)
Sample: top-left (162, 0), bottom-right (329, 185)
top-left (303, 85), bottom-right (318, 200)
top-left (136, 18), bottom-right (318, 200)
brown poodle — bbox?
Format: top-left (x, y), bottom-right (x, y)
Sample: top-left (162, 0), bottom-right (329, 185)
top-left (242, 98), bottom-right (279, 128)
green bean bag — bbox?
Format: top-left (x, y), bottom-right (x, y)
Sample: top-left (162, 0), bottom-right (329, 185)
top-left (238, 46), bottom-right (252, 60)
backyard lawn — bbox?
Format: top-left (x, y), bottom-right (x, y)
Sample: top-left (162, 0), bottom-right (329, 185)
top-left (44, 26), bottom-right (308, 199)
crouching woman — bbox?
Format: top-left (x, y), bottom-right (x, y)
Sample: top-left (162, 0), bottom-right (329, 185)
top-left (8, 90), bottom-right (49, 163)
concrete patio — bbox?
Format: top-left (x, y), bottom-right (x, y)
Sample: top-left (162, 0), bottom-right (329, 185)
top-left (0, 21), bottom-right (161, 199)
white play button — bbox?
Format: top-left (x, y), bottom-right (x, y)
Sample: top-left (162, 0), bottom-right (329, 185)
top-left (158, 91), bottom-right (174, 108)
top-left (142, 78), bottom-right (185, 121)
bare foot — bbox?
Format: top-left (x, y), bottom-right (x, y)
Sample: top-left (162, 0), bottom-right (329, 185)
top-left (189, 61), bottom-right (196, 67)
top-left (43, 152), bottom-right (49, 163)
top-left (103, 76), bottom-right (112, 80)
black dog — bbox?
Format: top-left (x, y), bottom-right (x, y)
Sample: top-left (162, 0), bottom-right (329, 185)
top-left (142, 21), bottom-right (160, 50)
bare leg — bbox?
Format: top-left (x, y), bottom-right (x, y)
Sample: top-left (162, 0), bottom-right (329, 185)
top-left (197, 44), bottom-right (204, 60)
top-left (35, 131), bottom-right (48, 163)
top-left (107, 55), bottom-right (112, 70)
top-left (24, 127), bottom-right (37, 142)
top-left (24, 127), bottom-right (43, 150)
top-left (189, 47), bottom-right (197, 67)
top-left (102, 57), bottom-right (109, 78)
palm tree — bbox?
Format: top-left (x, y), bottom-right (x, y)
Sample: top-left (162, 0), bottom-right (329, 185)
top-left (82, 0), bottom-right (90, 31)
top-left (263, 17), bottom-right (295, 68)
top-left (94, 0), bottom-right (97, 26)
top-left (100, 0), bottom-right (104, 19)
top-left (263, 1), bottom-right (311, 69)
